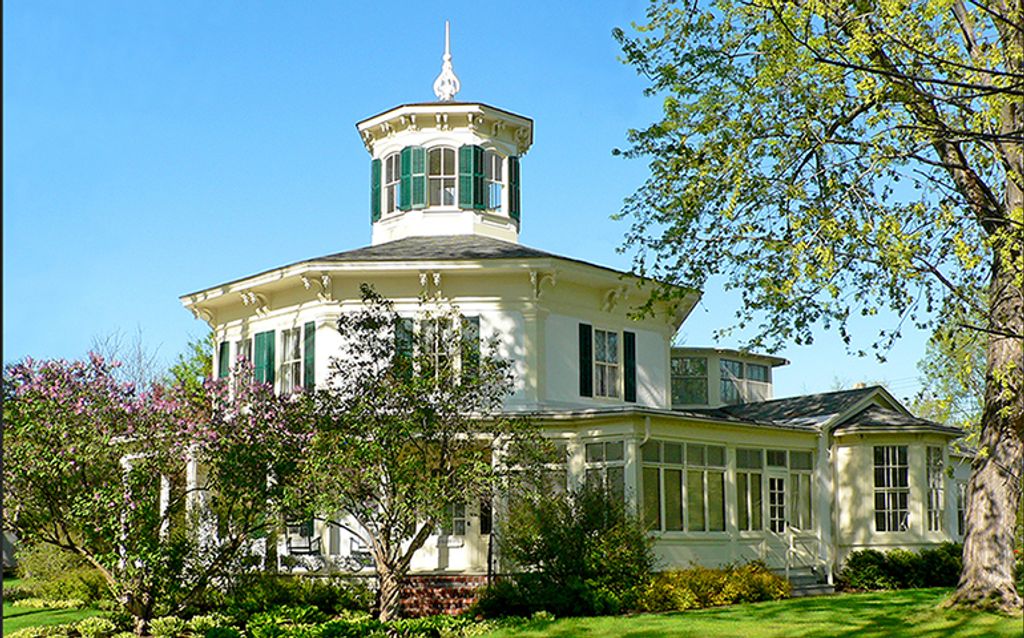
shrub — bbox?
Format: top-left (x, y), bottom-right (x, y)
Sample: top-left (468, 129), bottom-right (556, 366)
top-left (213, 575), bottom-right (372, 621)
top-left (636, 561), bottom-right (788, 612)
top-left (15, 543), bottom-right (110, 605)
top-left (838, 549), bottom-right (896, 590)
top-left (475, 486), bottom-right (654, 618)
top-left (838, 544), bottom-right (963, 591)
top-left (204, 629), bottom-right (242, 638)
top-left (12, 598), bottom-right (86, 609)
top-left (720, 561), bottom-right (790, 603)
top-left (188, 613), bottom-right (233, 635)
top-left (149, 616), bottom-right (188, 638)
top-left (917, 542), bottom-right (962, 587)
top-left (6, 626), bottom-right (75, 638)
top-left (76, 617), bottom-right (118, 638)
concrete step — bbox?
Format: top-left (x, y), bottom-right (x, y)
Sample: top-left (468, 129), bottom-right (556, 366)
top-left (790, 583), bottom-right (835, 598)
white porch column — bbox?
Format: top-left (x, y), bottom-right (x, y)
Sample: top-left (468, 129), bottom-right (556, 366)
top-left (816, 432), bottom-right (834, 584)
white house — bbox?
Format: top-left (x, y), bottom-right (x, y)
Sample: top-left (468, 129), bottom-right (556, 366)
top-left (179, 32), bottom-right (970, 591)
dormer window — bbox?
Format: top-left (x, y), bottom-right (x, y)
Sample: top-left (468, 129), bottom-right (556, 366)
top-left (384, 153), bottom-right (401, 214)
top-left (428, 147), bottom-right (457, 206)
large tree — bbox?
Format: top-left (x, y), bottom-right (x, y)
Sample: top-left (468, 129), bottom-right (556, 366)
top-left (294, 285), bottom-right (544, 622)
top-left (2, 354), bottom-right (309, 633)
top-left (615, 0), bottom-right (1023, 611)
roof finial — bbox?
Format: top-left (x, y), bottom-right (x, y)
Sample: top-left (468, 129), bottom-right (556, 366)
top-left (433, 20), bottom-right (460, 102)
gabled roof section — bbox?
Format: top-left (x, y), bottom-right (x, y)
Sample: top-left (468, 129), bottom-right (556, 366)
top-left (833, 405), bottom-right (964, 437)
top-left (690, 385), bottom-right (890, 428)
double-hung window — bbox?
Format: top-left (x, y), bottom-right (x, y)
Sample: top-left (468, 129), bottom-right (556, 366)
top-left (585, 440), bottom-right (625, 501)
top-left (927, 446), bottom-right (944, 532)
top-left (440, 502), bottom-right (467, 536)
top-left (874, 445), bottom-right (909, 532)
top-left (736, 448), bottom-right (764, 531)
top-left (788, 451), bottom-right (814, 530)
top-left (428, 147), bottom-right (457, 206)
top-left (280, 328), bottom-right (302, 393)
top-left (484, 150), bottom-right (503, 209)
top-left (421, 317), bottom-right (453, 381)
top-left (594, 329), bottom-right (619, 398)
top-left (384, 152), bottom-right (401, 214)
top-left (957, 482), bottom-right (967, 537)
top-left (720, 359), bottom-right (744, 404)
top-left (671, 356), bottom-right (708, 405)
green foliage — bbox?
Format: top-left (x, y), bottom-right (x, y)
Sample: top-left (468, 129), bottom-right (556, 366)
top-left (15, 544), bottom-right (111, 605)
top-left (637, 561), bottom-right (790, 612)
top-left (203, 629), bottom-right (241, 638)
top-left (208, 575), bottom-right (372, 621)
top-left (74, 617), bottom-right (117, 638)
top-left (838, 544), bottom-right (963, 591)
top-left (5, 626), bottom-right (76, 638)
top-left (186, 614), bottom-right (232, 635)
top-left (12, 599), bottom-right (88, 610)
top-left (475, 486), bottom-right (654, 617)
top-left (295, 285), bottom-right (544, 621)
top-left (148, 616), bottom-right (188, 638)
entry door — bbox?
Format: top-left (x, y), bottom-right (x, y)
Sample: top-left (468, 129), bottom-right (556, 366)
top-left (768, 476), bottom-right (787, 533)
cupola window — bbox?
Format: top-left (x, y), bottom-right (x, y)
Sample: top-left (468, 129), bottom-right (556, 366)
top-left (484, 150), bottom-right (503, 209)
top-left (428, 147), bottom-right (457, 206)
top-left (384, 153), bottom-right (401, 214)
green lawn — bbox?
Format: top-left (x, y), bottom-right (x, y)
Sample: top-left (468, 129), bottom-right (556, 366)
top-left (480, 589), bottom-right (1024, 638)
top-left (2, 579), bottom-right (101, 635)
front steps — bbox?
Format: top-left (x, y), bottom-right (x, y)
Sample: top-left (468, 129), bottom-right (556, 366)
top-left (785, 568), bottom-right (835, 597)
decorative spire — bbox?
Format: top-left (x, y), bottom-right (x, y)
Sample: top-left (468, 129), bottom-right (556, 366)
top-left (432, 20), bottom-right (460, 102)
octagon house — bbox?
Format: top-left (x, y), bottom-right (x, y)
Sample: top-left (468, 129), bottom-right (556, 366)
top-left (180, 32), bottom-right (970, 596)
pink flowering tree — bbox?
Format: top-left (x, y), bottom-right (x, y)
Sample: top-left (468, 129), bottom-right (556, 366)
top-left (3, 353), bottom-right (310, 634)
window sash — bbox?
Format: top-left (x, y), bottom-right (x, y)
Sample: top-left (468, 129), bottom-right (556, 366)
top-left (873, 445), bottom-right (910, 532)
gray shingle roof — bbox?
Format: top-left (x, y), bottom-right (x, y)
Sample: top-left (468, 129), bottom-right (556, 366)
top-left (833, 404), bottom-right (963, 436)
top-left (314, 235), bottom-right (562, 262)
top-left (690, 386), bottom-right (882, 427)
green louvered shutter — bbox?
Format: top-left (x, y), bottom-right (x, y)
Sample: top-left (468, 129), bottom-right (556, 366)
top-left (394, 317), bottom-right (414, 379)
top-left (370, 158), bottom-right (382, 222)
top-left (254, 330), bottom-right (276, 385)
top-left (217, 342), bottom-right (230, 379)
top-left (509, 156), bottom-right (521, 223)
top-left (303, 321), bottom-right (315, 391)
top-left (579, 323), bottom-right (593, 397)
top-left (461, 316), bottom-right (480, 382)
top-left (624, 331), bottom-right (637, 403)
top-left (399, 147), bottom-right (412, 211)
top-left (410, 147), bottom-right (427, 209)
top-left (458, 145), bottom-right (474, 209)
top-left (473, 146), bottom-right (486, 209)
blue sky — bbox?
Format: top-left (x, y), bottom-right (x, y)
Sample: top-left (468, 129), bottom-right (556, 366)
top-left (3, 1), bottom-right (930, 401)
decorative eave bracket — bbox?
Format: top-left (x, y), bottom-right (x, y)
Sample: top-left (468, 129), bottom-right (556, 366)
top-left (301, 272), bottom-right (334, 303)
top-left (529, 270), bottom-right (557, 300)
top-left (190, 304), bottom-right (216, 327)
top-left (602, 285), bottom-right (629, 313)
top-left (240, 290), bottom-right (270, 317)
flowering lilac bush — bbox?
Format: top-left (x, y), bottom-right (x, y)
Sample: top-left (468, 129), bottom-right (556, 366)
top-left (3, 353), bottom-right (311, 634)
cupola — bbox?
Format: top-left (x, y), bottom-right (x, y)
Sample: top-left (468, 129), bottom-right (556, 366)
top-left (356, 22), bottom-right (534, 246)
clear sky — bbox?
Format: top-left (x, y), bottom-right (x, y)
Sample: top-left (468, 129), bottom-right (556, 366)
top-left (3, 0), bottom-right (931, 402)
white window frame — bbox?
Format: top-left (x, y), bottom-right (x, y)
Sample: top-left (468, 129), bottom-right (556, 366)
top-left (671, 356), bottom-right (708, 405)
top-left (720, 358), bottom-right (744, 404)
top-left (428, 146), bottom-right (457, 207)
top-left (736, 448), bottom-right (764, 532)
top-left (584, 439), bottom-right (626, 500)
top-left (927, 446), bottom-right (944, 532)
top-left (641, 440), bottom-right (726, 534)
top-left (874, 445), bottom-right (910, 532)
top-left (593, 328), bottom-right (620, 399)
top-left (484, 150), bottom-right (504, 210)
top-left (384, 152), bottom-right (401, 214)
top-left (279, 327), bottom-right (303, 394)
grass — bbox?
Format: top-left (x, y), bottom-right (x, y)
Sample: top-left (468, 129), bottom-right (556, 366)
top-left (2, 578), bottom-right (101, 635)
top-left (479, 588), bottom-right (1024, 638)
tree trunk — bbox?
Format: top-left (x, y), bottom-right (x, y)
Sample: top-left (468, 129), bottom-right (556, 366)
top-left (947, 174), bottom-right (1024, 612)
top-left (376, 562), bottom-right (403, 623)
